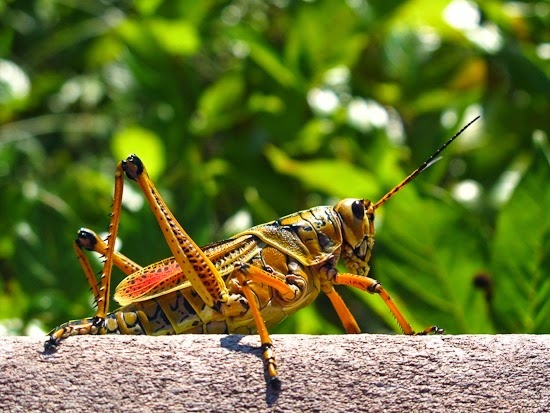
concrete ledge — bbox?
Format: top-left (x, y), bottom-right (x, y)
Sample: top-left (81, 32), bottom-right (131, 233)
top-left (1, 334), bottom-right (548, 412)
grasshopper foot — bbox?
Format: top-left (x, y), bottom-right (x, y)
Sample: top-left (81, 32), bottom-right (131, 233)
top-left (43, 336), bottom-right (60, 354)
top-left (414, 325), bottom-right (444, 335)
top-left (269, 376), bottom-right (282, 391)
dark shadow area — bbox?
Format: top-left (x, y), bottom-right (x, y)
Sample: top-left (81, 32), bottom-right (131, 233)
top-left (220, 335), bottom-right (281, 405)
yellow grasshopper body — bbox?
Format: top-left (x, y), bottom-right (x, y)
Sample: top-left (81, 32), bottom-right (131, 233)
top-left (45, 117), bottom-right (479, 389)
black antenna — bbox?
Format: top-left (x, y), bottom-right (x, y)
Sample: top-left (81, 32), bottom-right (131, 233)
top-left (373, 116), bottom-right (480, 210)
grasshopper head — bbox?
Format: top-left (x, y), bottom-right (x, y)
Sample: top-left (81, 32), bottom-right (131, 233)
top-left (334, 198), bottom-right (375, 276)
top-left (333, 117), bottom-right (480, 276)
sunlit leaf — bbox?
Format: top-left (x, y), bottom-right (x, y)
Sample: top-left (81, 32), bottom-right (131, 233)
top-left (135, 0), bottom-right (163, 16)
top-left (148, 18), bottom-right (200, 56)
top-left (265, 145), bottom-right (381, 199)
top-left (111, 126), bottom-right (165, 180)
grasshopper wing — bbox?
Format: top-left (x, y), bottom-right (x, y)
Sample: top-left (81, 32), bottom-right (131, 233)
top-left (114, 257), bottom-right (190, 305)
top-left (114, 235), bottom-right (260, 306)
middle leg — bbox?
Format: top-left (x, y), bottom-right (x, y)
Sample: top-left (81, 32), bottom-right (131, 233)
top-left (332, 272), bottom-right (443, 335)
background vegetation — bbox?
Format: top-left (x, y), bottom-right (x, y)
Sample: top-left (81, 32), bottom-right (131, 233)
top-left (0, 0), bottom-right (548, 336)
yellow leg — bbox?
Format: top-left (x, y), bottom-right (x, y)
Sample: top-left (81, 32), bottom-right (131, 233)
top-left (77, 154), bottom-right (229, 318)
top-left (334, 273), bottom-right (443, 335)
top-left (234, 268), bottom-right (281, 390)
top-left (322, 285), bottom-right (361, 334)
top-left (233, 262), bottom-right (299, 301)
top-left (94, 163), bottom-right (125, 320)
top-left (75, 228), bottom-right (142, 276)
top-left (48, 227), bottom-right (130, 352)
top-left (121, 155), bottom-right (228, 308)
top-left (73, 239), bottom-right (101, 302)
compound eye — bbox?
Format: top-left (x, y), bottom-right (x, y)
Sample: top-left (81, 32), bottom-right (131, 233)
top-left (351, 200), bottom-right (364, 220)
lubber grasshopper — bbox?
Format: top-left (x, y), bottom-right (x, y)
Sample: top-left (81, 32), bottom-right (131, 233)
top-left (45, 117), bottom-right (480, 389)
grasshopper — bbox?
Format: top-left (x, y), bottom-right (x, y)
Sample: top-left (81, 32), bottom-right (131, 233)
top-left (45, 117), bottom-right (480, 389)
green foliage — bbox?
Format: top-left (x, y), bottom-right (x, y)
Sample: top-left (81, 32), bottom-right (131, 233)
top-left (491, 138), bottom-right (550, 333)
top-left (0, 0), bottom-right (548, 336)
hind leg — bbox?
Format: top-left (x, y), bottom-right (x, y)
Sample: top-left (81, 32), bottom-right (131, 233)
top-left (74, 227), bottom-right (142, 302)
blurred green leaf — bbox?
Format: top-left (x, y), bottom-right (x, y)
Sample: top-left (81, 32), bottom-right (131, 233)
top-left (491, 137), bottom-right (550, 333)
top-left (148, 18), bottom-right (200, 56)
top-left (135, 0), bottom-right (163, 16)
top-left (265, 144), bottom-right (381, 199)
top-left (371, 188), bottom-right (492, 334)
top-left (0, 0), bottom-right (547, 336)
top-left (229, 27), bottom-right (301, 89)
top-left (111, 126), bottom-right (165, 180)
top-left (191, 73), bottom-right (246, 135)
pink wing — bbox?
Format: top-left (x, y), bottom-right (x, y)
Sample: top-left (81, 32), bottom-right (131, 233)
top-left (114, 257), bottom-right (188, 305)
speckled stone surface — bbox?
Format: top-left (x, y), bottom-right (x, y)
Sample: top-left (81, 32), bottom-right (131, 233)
top-left (1, 334), bottom-right (548, 412)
